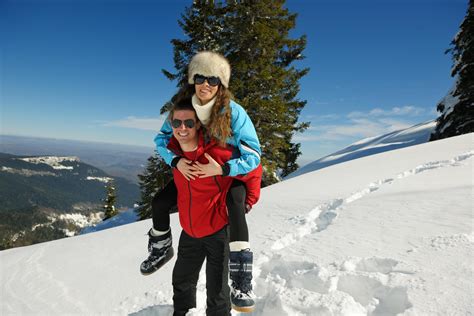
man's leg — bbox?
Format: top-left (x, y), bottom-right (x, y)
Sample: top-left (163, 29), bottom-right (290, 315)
top-left (204, 227), bottom-right (231, 316)
top-left (172, 230), bottom-right (205, 314)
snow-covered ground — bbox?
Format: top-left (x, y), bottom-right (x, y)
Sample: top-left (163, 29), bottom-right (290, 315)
top-left (1, 133), bottom-right (472, 315)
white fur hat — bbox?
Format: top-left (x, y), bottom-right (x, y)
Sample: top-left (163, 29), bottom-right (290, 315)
top-left (188, 51), bottom-right (231, 88)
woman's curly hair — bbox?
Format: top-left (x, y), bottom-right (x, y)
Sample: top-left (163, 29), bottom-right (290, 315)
top-left (171, 83), bottom-right (233, 147)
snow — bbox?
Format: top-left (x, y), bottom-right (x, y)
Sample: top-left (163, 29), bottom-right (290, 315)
top-left (17, 156), bottom-right (79, 170)
top-left (1, 133), bottom-right (473, 315)
top-left (0, 166), bottom-right (57, 177)
top-left (437, 81), bottom-right (461, 134)
top-left (28, 213), bottom-right (104, 237)
top-left (80, 209), bottom-right (138, 234)
top-left (85, 176), bottom-right (114, 183)
top-left (58, 212), bottom-right (103, 229)
top-left (286, 120), bottom-right (436, 180)
top-left (438, 82), bottom-right (459, 118)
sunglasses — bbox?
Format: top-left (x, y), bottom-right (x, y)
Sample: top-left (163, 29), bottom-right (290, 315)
top-left (171, 119), bottom-right (196, 129)
top-left (193, 74), bottom-right (221, 87)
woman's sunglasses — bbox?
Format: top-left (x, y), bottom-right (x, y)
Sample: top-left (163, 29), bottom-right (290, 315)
top-left (171, 119), bottom-right (196, 129)
top-left (193, 74), bottom-right (221, 87)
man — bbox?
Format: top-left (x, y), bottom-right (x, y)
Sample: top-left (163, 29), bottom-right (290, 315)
top-left (162, 99), bottom-right (261, 315)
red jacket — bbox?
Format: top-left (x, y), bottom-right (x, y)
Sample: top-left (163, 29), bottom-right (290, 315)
top-left (167, 132), bottom-right (262, 238)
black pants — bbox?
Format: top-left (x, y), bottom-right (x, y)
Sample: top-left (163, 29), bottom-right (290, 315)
top-left (172, 227), bottom-right (231, 316)
top-left (152, 179), bottom-right (249, 242)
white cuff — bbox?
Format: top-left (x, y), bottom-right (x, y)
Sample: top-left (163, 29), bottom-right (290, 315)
top-left (230, 241), bottom-right (250, 251)
top-left (151, 227), bottom-right (170, 237)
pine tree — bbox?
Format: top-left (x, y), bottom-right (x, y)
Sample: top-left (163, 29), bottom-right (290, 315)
top-left (162, 0), bottom-right (226, 88)
top-left (431, 0), bottom-right (474, 140)
top-left (103, 181), bottom-right (117, 221)
top-left (163, 0), bottom-right (309, 185)
top-left (136, 153), bottom-right (174, 220)
top-left (225, 0), bottom-right (309, 183)
top-left (138, 1), bottom-right (223, 222)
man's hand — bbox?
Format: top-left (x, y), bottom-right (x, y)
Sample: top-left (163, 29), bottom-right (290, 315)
top-left (194, 153), bottom-right (223, 178)
top-left (176, 158), bottom-right (200, 181)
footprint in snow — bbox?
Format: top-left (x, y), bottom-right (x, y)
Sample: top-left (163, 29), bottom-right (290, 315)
top-left (429, 233), bottom-right (473, 250)
top-left (253, 256), bottom-right (413, 316)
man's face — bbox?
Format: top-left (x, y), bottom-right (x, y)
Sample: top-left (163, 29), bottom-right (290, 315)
top-left (171, 109), bottom-right (200, 147)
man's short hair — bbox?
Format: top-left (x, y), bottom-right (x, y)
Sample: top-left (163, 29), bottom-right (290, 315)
top-left (170, 97), bottom-right (196, 119)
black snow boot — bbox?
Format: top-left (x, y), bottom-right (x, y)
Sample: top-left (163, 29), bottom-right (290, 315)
top-left (140, 229), bottom-right (174, 275)
top-left (229, 249), bottom-right (255, 313)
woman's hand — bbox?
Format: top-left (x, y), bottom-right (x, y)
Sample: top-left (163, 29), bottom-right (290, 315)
top-left (194, 153), bottom-right (223, 178)
top-left (176, 158), bottom-right (200, 181)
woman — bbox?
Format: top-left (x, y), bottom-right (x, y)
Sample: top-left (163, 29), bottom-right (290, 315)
top-left (141, 51), bottom-right (261, 312)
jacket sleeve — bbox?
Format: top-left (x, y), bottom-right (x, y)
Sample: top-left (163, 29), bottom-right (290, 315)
top-left (222, 102), bottom-right (261, 177)
top-left (154, 115), bottom-right (179, 166)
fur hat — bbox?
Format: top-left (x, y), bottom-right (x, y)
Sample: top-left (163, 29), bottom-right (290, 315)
top-left (188, 51), bottom-right (231, 88)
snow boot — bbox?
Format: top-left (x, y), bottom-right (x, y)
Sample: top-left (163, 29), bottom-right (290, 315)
top-left (140, 228), bottom-right (174, 275)
top-left (229, 249), bottom-right (255, 313)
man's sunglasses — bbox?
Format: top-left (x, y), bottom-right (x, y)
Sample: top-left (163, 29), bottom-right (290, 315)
top-left (171, 119), bottom-right (196, 129)
top-left (193, 74), bottom-right (221, 87)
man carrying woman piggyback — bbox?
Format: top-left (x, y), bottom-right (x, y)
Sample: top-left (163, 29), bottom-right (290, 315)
top-left (141, 51), bottom-right (263, 313)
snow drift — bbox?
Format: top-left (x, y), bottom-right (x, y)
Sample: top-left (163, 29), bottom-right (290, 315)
top-left (286, 120), bottom-right (436, 180)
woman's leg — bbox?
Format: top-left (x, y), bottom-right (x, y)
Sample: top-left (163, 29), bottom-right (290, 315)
top-left (152, 180), bottom-right (178, 232)
top-left (226, 180), bottom-right (248, 242)
top-left (226, 180), bottom-right (255, 312)
top-left (140, 180), bottom-right (178, 275)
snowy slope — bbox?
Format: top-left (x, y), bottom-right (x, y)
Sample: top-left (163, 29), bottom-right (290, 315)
top-left (286, 120), bottom-right (436, 180)
top-left (1, 133), bottom-right (472, 316)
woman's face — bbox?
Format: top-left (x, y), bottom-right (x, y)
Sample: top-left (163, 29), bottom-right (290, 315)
top-left (195, 80), bottom-right (219, 104)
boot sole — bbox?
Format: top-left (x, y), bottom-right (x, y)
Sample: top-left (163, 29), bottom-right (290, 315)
top-left (140, 248), bottom-right (174, 276)
top-left (231, 304), bottom-right (255, 313)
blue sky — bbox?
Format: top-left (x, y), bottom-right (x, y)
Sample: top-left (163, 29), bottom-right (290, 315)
top-left (1, 0), bottom-right (468, 165)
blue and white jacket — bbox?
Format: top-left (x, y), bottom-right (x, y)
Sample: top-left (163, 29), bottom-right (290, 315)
top-left (154, 100), bottom-right (261, 177)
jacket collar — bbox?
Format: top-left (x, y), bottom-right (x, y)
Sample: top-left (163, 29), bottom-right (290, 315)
top-left (167, 130), bottom-right (213, 161)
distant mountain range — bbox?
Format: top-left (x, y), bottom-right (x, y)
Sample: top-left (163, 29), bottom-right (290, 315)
top-left (0, 135), bottom-right (155, 184)
top-left (0, 152), bottom-right (139, 209)
top-left (0, 152), bottom-right (140, 249)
